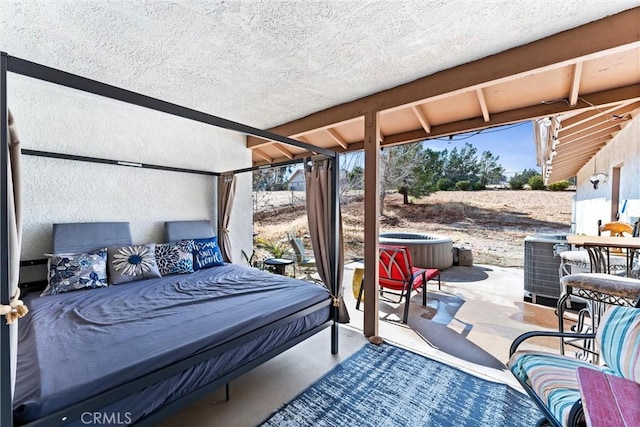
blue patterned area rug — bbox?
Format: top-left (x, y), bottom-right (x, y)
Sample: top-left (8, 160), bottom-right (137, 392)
top-left (260, 343), bottom-right (541, 427)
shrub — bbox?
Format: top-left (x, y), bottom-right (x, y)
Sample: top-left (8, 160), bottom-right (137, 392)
top-left (436, 178), bottom-right (454, 191)
top-left (509, 176), bottom-right (525, 190)
top-left (472, 182), bottom-right (486, 191)
top-left (528, 175), bottom-right (545, 190)
top-left (548, 180), bottom-right (571, 191)
top-left (455, 180), bottom-right (471, 191)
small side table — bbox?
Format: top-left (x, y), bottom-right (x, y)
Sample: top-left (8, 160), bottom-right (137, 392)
top-left (263, 258), bottom-right (294, 276)
top-left (577, 367), bottom-right (640, 427)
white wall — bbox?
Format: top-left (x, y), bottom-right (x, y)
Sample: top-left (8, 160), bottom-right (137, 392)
top-left (9, 73), bottom-right (253, 275)
top-left (574, 114), bottom-right (640, 234)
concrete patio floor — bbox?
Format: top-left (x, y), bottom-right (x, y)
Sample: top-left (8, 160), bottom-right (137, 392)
top-left (159, 263), bottom-right (565, 427)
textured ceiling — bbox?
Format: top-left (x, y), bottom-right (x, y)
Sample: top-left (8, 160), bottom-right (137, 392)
top-left (1, 1), bottom-right (637, 129)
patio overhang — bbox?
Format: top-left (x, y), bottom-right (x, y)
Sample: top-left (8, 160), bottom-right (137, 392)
top-left (248, 7), bottom-right (640, 176)
top-left (247, 7), bottom-right (640, 337)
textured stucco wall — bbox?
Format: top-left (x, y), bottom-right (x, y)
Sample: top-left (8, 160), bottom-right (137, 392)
top-left (574, 115), bottom-right (640, 234)
top-left (9, 74), bottom-right (252, 274)
top-left (1, 2), bottom-right (636, 129)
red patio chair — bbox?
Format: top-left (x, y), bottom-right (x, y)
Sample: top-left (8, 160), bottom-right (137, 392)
top-left (356, 245), bottom-right (439, 323)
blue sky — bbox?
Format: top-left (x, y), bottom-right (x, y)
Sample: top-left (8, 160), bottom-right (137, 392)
top-left (339, 121), bottom-right (540, 178)
top-left (421, 121), bottom-right (539, 176)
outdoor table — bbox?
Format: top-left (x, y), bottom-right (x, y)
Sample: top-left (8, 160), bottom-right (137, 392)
top-left (576, 367), bottom-right (640, 427)
top-left (263, 258), bottom-right (294, 276)
top-left (566, 235), bottom-right (640, 275)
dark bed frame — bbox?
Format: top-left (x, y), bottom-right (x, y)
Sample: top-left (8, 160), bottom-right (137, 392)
top-left (0, 53), bottom-right (342, 426)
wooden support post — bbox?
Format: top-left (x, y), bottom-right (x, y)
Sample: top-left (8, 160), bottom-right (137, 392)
top-left (363, 110), bottom-right (380, 337)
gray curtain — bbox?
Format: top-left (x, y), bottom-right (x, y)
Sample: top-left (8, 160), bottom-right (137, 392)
top-left (305, 159), bottom-right (349, 323)
top-left (218, 173), bottom-right (236, 263)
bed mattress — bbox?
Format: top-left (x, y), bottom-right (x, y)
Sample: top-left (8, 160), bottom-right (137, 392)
top-left (14, 264), bottom-right (330, 425)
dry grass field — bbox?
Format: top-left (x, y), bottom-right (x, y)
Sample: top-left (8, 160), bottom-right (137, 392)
top-left (253, 190), bottom-right (574, 268)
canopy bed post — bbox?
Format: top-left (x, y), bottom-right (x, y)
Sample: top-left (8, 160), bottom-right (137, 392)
top-left (330, 154), bottom-right (340, 354)
top-left (0, 51), bottom-right (13, 427)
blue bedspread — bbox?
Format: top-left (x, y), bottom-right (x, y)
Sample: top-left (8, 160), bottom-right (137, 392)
top-left (14, 264), bottom-right (330, 424)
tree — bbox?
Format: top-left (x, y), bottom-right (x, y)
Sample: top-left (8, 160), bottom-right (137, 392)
top-left (252, 165), bottom-right (292, 191)
top-left (347, 165), bottom-right (364, 190)
top-left (427, 142), bottom-right (504, 189)
top-left (509, 168), bottom-right (541, 190)
top-left (379, 142), bottom-right (434, 209)
top-left (252, 165), bottom-right (294, 212)
top-left (477, 151), bottom-right (505, 186)
top-left (443, 143), bottom-right (480, 184)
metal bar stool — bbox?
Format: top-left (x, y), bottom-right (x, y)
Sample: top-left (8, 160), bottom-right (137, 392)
top-left (557, 273), bottom-right (640, 362)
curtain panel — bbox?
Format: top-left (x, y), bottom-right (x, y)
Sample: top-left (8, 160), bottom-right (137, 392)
top-left (7, 109), bottom-right (24, 395)
top-left (305, 159), bottom-right (349, 323)
top-left (218, 173), bottom-right (236, 263)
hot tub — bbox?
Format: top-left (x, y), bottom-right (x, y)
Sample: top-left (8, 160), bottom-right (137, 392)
top-left (379, 232), bottom-right (453, 270)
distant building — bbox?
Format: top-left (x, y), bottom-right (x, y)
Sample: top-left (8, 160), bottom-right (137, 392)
top-left (288, 169), bottom-right (306, 191)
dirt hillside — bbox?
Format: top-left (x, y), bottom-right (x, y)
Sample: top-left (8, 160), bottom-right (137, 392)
top-left (253, 190), bottom-right (574, 268)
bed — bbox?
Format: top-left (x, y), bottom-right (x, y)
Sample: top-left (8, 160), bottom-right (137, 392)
top-left (1, 54), bottom-right (343, 427)
top-left (13, 221), bottom-right (332, 426)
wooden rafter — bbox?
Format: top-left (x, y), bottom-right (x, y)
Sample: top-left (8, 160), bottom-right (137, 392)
top-left (247, 116), bottom-right (364, 149)
top-left (561, 115), bottom-right (628, 137)
top-left (297, 135), bottom-right (319, 155)
top-left (252, 148), bottom-right (273, 163)
top-left (476, 88), bottom-right (490, 122)
top-left (271, 143), bottom-right (294, 159)
top-left (569, 62), bottom-right (584, 106)
top-left (410, 105), bottom-right (431, 133)
top-left (551, 151), bottom-right (603, 169)
top-left (325, 128), bottom-right (348, 149)
top-left (557, 138), bottom-right (609, 156)
top-left (560, 123), bottom-right (622, 145)
top-left (560, 101), bottom-right (639, 130)
top-left (351, 84), bottom-right (639, 150)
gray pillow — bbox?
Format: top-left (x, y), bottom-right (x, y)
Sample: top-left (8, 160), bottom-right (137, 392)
top-left (41, 249), bottom-right (108, 296)
top-left (107, 243), bottom-right (162, 285)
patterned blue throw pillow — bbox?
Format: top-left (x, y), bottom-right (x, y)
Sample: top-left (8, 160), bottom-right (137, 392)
top-left (192, 237), bottom-right (225, 270)
top-left (107, 243), bottom-right (162, 285)
top-left (155, 241), bottom-right (194, 276)
top-left (42, 249), bottom-right (108, 296)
